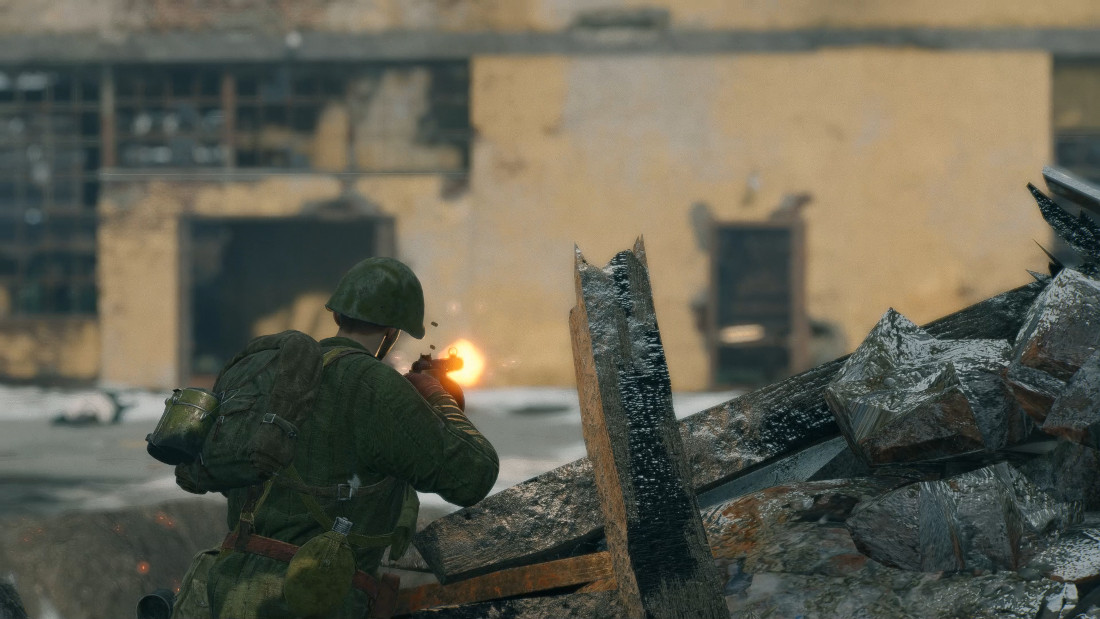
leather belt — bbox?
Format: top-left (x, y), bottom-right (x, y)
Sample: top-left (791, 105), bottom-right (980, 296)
top-left (221, 530), bottom-right (400, 618)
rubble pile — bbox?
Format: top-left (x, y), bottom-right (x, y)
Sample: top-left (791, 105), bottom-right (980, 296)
top-left (710, 180), bottom-right (1100, 619)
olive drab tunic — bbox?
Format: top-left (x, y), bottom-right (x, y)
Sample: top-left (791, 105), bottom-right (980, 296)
top-left (193, 336), bottom-right (499, 619)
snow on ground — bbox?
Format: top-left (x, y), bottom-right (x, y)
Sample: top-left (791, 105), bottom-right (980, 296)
top-left (0, 383), bottom-right (740, 424)
top-left (0, 383), bottom-right (741, 517)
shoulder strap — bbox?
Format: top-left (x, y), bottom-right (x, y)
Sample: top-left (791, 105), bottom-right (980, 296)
top-left (233, 478), bottom-right (275, 550)
top-left (323, 346), bottom-right (368, 367)
top-left (281, 464), bottom-right (395, 549)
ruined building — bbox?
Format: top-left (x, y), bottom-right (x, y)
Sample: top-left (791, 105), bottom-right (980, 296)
top-left (0, 1), bottom-right (1096, 389)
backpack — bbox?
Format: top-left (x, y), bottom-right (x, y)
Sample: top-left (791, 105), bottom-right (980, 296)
top-left (149, 330), bottom-right (351, 491)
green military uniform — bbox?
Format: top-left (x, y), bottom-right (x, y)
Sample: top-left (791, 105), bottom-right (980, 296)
top-left (197, 336), bottom-right (499, 619)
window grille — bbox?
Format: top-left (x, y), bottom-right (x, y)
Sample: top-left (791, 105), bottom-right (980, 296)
top-left (0, 69), bottom-right (99, 316)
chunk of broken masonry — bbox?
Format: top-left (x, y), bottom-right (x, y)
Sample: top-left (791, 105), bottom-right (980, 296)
top-left (724, 563), bottom-right (1077, 619)
top-left (703, 477), bottom-right (905, 578)
top-left (847, 462), bottom-right (1078, 573)
top-left (1007, 268), bottom-right (1100, 423)
top-left (1042, 349), bottom-right (1100, 449)
top-left (825, 309), bottom-right (1024, 465)
top-left (1026, 521), bottom-right (1100, 585)
top-left (1017, 440), bottom-right (1100, 511)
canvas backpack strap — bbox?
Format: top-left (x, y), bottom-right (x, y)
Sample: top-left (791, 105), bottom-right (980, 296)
top-left (273, 345), bottom-right (392, 549)
top-left (234, 478), bottom-right (275, 550)
top-left (323, 345), bottom-right (367, 367)
top-left (280, 464), bottom-right (395, 549)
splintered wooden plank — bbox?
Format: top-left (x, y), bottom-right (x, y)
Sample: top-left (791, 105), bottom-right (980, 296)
top-left (394, 552), bottom-right (613, 615)
top-left (414, 280), bottom-right (1046, 584)
top-left (577, 579), bottom-right (617, 593)
top-left (401, 590), bottom-right (622, 619)
top-left (570, 238), bottom-right (726, 618)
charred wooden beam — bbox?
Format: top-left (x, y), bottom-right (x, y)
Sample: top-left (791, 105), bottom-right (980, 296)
top-left (394, 551), bottom-right (613, 616)
top-left (569, 239), bottom-right (725, 618)
top-left (402, 590), bottom-right (622, 619)
top-left (414, 280), bottom-right (1046, 583)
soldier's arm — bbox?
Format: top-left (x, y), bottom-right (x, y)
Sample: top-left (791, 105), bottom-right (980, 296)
top-left (356, 366), bottom-right (499, 507)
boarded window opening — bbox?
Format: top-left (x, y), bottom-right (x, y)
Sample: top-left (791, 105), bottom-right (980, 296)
top-left (184, 216), bottom-right (395, 383)
top-left (708, 220), bottom-right (808, 388)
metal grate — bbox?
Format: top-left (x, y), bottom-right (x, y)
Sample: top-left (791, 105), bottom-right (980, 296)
top-left (0, 68), bottom-right (99, 316)
top-left (115, 66), bottom-right (227, 168)
top-left (115, 62), bottom-right (471, 172)
top-left (0, 60), bottom-right (472, 316)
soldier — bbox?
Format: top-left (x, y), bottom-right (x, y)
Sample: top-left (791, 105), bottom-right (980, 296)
top-left (181, 257), bottom-right (499, 619)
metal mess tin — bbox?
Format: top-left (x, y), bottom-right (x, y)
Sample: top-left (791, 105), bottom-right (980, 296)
top-left (146, 388), bottom-right (221, 465)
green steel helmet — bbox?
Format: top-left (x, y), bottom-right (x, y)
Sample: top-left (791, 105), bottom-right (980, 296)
top-left (326, 257), bottom-right (426, 339)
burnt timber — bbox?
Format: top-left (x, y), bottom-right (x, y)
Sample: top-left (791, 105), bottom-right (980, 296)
top-left (569, 239), bottom-right (726, 618)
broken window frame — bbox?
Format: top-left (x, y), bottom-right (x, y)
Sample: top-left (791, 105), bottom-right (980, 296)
top-left (0, 66), bottom-right (101, 317)
top-left (113, 65), bottom-right (228, 169)
top-left (110, 61), bottom-right (472, 173)
top-left (0, 59), bottom-right (470, 318)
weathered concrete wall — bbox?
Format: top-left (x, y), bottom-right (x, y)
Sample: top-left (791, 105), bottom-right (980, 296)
top-left (467, 50), bottom-right (1051, 389)
top-left (0, 319), bottom-right (98, 382)
top-left (2, 0), bottom-right (1100, 35)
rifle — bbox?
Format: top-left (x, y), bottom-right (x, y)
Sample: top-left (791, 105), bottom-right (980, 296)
top-left (410, 348), bottom-right (466, 410)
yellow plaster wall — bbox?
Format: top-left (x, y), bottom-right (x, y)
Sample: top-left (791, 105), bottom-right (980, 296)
top-left (0, 319), bottom-right (99, 381)
top-left (468, 50), bottom-right (1051, 389)
top-left (3, 0), bottom-right (1100, 35)
top-left (98, 183), bottom-right (187, 388)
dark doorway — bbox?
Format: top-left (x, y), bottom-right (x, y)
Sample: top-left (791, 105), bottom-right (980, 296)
top-left (708, 220), bottom-right (808, 387)
top-left (183, 215), bottom-right (394, 383)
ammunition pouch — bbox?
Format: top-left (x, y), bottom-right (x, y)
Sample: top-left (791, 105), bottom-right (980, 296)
top-left (220, 531), bottom-right (400, 619)
top-left (169, 547), bottom-right (220, 619)
top-left (284, 525), bottom-right (357, 617)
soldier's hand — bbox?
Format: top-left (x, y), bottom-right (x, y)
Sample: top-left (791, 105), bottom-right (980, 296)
top-left (437, 375), bottom-right (465, 412)
top-left (174, 464), bottom-right (208, 495)
top-left (405, 372), bottom-right (466, 411)
top-left (404, 372), bottom-right (446, 400)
